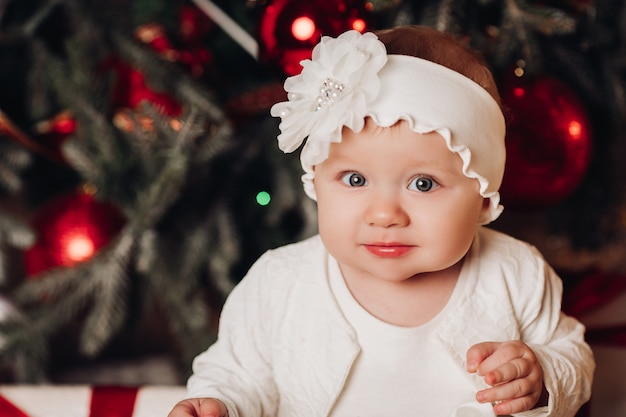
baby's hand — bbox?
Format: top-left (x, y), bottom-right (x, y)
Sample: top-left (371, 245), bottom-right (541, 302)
top-left (167, 398), bottom-right (229, 417)
top-left (466, 341), bottom-right (546, 415)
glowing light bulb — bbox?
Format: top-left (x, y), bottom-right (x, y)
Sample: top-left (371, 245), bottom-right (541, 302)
top-left (513, 87), bottom-right (525, 98)
top-left (65, 233), bottom-right (95, 263)
top-left (256, 191), bottom-right (271, 206)
top-left (351, 19), bottom-right (366, 32)
top-left (568, 120), bottom-right (582, 140)
top-left (291, 16), bottom-right (316, 41)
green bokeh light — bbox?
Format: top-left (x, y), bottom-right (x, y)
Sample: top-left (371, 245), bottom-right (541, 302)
top-left (256, 191), bottom-right (271, 206)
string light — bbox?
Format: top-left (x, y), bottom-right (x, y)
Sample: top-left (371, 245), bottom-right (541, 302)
top-left (256, 191), bottom-right (271, 206)
top-left (351, 18), bottom-right (366, 32)
top-left (568, 120), bottom-right (583, 140)
top-left (291, 16), bottom-right (316, 41)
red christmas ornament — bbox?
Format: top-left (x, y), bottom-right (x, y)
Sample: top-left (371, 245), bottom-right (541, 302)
top-left (499, 71), bottom-right (592, 209)
top-left (23, 187), bottom-right (126, 278)
top-left (258, 0), bottom-right (373, 76)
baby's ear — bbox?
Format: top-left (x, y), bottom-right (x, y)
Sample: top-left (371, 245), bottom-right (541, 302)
top-left (477, 198), bottom-right (491, 223)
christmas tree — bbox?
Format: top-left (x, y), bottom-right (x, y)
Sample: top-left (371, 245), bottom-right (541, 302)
top-left (0, 0), bottom-right (625, 384)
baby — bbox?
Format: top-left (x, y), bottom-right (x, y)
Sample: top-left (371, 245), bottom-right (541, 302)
top-left (168, 25), bottom-right (594, 417)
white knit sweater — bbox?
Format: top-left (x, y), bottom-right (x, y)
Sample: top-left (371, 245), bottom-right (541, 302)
top-left (187, 227), bottom-right (594, 417)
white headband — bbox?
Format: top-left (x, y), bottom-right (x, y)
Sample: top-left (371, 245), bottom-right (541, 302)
top-left (270, 30), bottom-right (506, 224)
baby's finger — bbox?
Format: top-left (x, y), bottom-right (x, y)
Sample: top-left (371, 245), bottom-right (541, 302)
top-left (168, 400), bottom-right (200, 417)
top-left (491, 396), bottom-right (540, 416)
top-left (475, 341), bottom-right (530, 375)
top-left (466, 342), bottom-right (502, 372)
top-left (483, 357), bottom-right (531, 386)
top-left (477, 378), bottom-right (540, 411)
top-left (199, 398), bottom-right (229, 417)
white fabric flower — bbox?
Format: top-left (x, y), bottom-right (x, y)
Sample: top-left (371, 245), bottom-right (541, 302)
top-left (270, 30), bottom-right (387, 167)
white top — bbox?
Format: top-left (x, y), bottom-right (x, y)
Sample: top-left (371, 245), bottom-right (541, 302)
top-left (328, 256), bottom-right (488, 416)
top-left (187, 227), bottom-right (594, 417)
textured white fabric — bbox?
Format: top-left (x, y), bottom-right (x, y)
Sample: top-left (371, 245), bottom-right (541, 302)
top-left (187, 227), bottom-right (594, 417)
top-left (328, 256), bottom-right (493, 416)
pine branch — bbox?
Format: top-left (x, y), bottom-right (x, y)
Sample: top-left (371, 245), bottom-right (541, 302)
top-left (4, 271), bottom-right (98, 367)
top-left (206, 204), bottom-right (239, 296)
top-left (521, 3), bottom-right (576, 36)
top-left (135, 229), bottom-right (158, 275)
top-left (13, 260), bottom-right (89, 305)
top-left (0, 0), bottom-right (62, 45)
top-left (59, 140), bottom-right (107, 188)
top-left (0, 162), bottom-right (21, 194)
top-left (79, 229), bottom-right (135, 356)
top-left (20, 0), bottom-right (63, 37)
top-left (139, 230), bottom-right (215, 366)
top-left (0, 313), bottom-right (49, 382)
top-left (35, 43), bottom-right (123, 168)
top-left (0, 141), bottom-right (32, 193)
top-left (495, 0), bottom-right (540, 69)
top-left (492, 0), bottom-right (578, 71)
top-left (0, 136), bottom-right (35, 289)
top-left (416, 1), bottom-right (452, 30)
top-left (0, 211), bottom-right (35, 251)
top-left (12, 336), bottom-right (49, 382)
top-left (433, 0), bottom-right (457, 32)
top-left (9, 227), bottom-right (135, 361)
top-left (178, 218), bottom-right (216, 281)
top-left (129, 112), bottom-right (197, 229)
top-left (604, 53), bottom-right (626, 118)
top-left (192, 122), bottom-right (235, 164)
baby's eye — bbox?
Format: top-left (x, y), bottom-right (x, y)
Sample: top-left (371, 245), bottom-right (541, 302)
top-left (341, 172), bottom-right (367, 187)
top-left (409, 176), bottom-right (438, 192)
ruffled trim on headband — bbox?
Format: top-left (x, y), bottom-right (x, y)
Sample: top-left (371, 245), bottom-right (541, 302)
top-left (368, 114), bottom-right (503, 225)
top-left (300, 117), bottom-right (504, 225)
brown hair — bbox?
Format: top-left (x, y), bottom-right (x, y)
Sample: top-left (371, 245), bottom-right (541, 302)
top-left (374, 26), bottom-right (501, 106)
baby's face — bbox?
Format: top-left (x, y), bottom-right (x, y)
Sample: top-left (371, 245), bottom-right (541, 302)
top-left (313, 118), bottom-right (488, 284)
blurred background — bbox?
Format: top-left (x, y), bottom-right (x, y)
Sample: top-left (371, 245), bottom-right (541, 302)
top-left (0, 0), bottom-right (624, 414)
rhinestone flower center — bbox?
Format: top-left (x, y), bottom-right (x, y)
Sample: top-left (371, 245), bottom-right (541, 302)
top-left (315, 78), bottom-right (345, 111)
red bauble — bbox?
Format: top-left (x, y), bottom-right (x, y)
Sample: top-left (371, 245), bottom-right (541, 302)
top-left (499, 72), bottom-right (592, 209)
top-left (258, 0), bottom-right (373, 76)
top-left (23, 189), bottom-right (126, 278)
